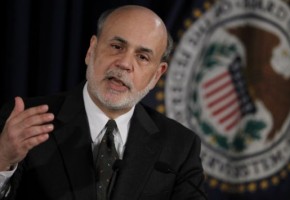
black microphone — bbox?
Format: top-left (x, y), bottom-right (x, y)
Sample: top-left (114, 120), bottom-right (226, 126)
top-left (107, 159), bottom-right (123, 200)
top-left (112, 159), bottom-right (123, 171)
top-left (154, 161), bottom-right (208, 200)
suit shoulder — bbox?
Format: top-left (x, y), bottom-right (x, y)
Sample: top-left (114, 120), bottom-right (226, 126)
top-left (23, 92), bottom-right (66, 111)
top-left (15, 82), bottom-right (85, 110)
top-left (1, 91), bottom-right (68, 119)
top-left (0, 93), bottom-right (66, 132)
top-left (141, 104), bottom-right (198, 139)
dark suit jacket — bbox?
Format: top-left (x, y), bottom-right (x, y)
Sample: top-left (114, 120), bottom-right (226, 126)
top-left (0, 83), bottom-right (205, 200)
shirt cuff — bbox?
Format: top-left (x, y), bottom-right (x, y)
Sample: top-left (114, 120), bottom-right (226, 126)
top-left (0, 164), bottom-right (17, 188)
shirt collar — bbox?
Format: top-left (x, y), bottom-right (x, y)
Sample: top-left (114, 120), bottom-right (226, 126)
top-left (83, 82), bottom-right (135, 144)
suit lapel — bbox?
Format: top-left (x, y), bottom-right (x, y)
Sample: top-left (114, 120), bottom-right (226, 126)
top-left (52, 85), bottom-right (97, 200)
top-left (112, 104), bottom-right (163, 200)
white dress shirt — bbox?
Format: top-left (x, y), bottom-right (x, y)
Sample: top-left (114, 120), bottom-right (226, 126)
top-left (83, 82), bottom-right (135, 159)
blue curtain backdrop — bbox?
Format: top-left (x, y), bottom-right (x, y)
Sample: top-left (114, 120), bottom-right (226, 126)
top-left (2, 0), bottom-right (290, 200)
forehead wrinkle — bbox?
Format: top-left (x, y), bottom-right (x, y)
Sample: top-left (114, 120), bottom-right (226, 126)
top-left (137, 47), bottom-right (153, 56)
top-left (111, 36), bottom-right (128, 44)
top-left (111, 36), bottom-right (154, 56)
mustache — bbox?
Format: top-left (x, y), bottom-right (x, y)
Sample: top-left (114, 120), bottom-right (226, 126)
top-left (104, 69), bottom-right (133, 89)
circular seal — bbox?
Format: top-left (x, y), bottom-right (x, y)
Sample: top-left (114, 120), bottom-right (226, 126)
top-left (165, 0), bottom-right (290, 188)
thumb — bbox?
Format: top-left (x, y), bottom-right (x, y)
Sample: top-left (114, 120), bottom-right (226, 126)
top-left (8, 97), bottom-right (25, 119)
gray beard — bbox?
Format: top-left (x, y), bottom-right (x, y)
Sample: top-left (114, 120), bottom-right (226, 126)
top-left (86, 64), bottom-right (155, 110)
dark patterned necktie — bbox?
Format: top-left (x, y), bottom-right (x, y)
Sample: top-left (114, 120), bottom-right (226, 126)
top-left (96, 120), bottom-right (119, 200)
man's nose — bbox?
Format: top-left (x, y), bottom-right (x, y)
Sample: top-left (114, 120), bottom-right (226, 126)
top-left (115, 52), bottom-right (134, 72)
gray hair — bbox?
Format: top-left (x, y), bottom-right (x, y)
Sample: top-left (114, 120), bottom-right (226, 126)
top-left (96, 8), bottom-right (174, 63)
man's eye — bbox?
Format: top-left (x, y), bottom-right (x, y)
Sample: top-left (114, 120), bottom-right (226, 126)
top-left (138, 54), bottom-right (149, 61)
top-left (111, 44), bottom-right (122, 50)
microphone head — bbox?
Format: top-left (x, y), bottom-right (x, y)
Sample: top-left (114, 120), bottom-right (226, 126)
top-left (113, 159), bottom-right (124, 171)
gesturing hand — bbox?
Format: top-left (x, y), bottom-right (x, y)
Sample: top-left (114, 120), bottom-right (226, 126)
top-left (0, 97), bottom-right (54, 171)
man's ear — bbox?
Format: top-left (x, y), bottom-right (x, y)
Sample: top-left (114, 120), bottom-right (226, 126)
top-left (150, 62), bottom-right (168, 90)
top-left (85, 35), bottom-right (98, 65)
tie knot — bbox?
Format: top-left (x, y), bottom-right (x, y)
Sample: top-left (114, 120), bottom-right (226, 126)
top-left (106, 119), bottom-right (117, 133)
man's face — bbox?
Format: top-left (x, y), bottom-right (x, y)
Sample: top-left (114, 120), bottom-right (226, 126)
top-left (85, 9), bottom-right (167, 113)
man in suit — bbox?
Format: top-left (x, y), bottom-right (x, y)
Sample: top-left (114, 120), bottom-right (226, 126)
top-left (0, 5), bottom-right (206, 200)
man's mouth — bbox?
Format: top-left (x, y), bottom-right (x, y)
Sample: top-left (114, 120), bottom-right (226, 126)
top-left (109, 77), bottom-right (126, 86)
top-left (107, 76), bottom-right (131, 91)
